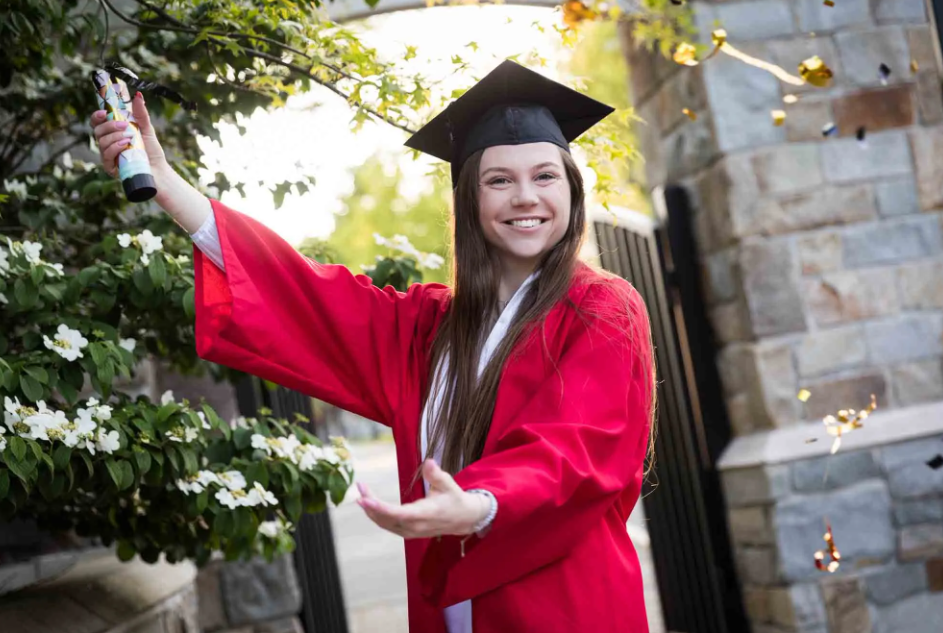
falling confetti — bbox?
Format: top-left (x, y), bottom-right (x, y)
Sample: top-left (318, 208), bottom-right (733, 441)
top-left (682, 108), bottom-right (697, 121)
top-left (822, 122), bottom-right (838, 137)
top-left (879, 63), bottom-right (891, 85)
top-left (911, 59), bottom-right (920, 73)
top-left (928, 455), bottom-right (943, 470)
top-left (783, 94), bottom-right (799, 104)
top-left (561, 0), bottom-right (597, 28)
top-left (772, 109), bottom-right (786, 126)
top-left (799, 56), bottom-right (834, 87)
top-left (797, 389), bottom-right (812, 402)
top-left (823, 394), bottom-right (877, 455)
top-left (856, 126), bottom-right (867, 146)
top-left (824, 0), bottom-right (834, 5)
top-left (814, 521), bottom-right (841, 573)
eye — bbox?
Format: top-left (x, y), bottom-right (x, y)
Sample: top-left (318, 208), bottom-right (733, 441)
top-left (486, 176), bottom-right (511, 186)
top-left (536, 172), bottom-right (560, 182)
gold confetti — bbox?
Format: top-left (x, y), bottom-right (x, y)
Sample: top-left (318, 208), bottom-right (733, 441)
top-left (561, 0), bottom-right (597, 29)
top-left (772, 109), bottom-right (786, 126)
top-left (797, 389), bottom-right (811, 402)
top-left (682, 108), bottom-right (697, 121)
top-left (799, 55), bottom-right (834, 87)
top-left (814, 521), bottom-right (841, 573)
top-left (673, 43), bottom-right (698, 66)
top-left (783, 94), bottom-right (799, 104)
top-left (823, 0), bottom-right (834, 5)
top-left (823, 394), bottom-right (877, 455)
top-left (911, 59), bottom-right (919, 73)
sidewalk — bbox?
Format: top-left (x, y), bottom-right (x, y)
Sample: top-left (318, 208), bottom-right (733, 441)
top-left (330, 439), bottom-right (665, 633)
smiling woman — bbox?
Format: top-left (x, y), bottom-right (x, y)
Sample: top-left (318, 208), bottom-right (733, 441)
top-left (89, 59), bottom-right (656, 633)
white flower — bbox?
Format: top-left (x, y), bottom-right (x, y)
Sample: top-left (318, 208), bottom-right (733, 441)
top-left (4, 396), bottom-right (24, 428)
top-left (52, 165), bottom-right (64, 180)
top-left (62, 411), bottom-right (97, 448)
top-left (217, 470), bottom-right (246, 491)
top-left (232, 416), bottom-right (251, 430)
top-left (258, 520), bottom-right (280, 538)
top-left (138, 230), bottom-right (163, 255)
top-left (3, 179), bottom-right (27, 200)
top-left (43, 324), bottom-right (89, 362)
top-left (96, 429), bottom-right (120, 454)
top-left (140, 253), bottom-right (150, 266)
top-left (0, 293), bottom-right (6, 305)
top-left (251, 433), bottom-right (270, 453)
top-left (46, 262), bottom-right (64, 277)
top-left (119, 338), bottom-right (136, 353)
top-left (160, 390), bottom-right (175, 405)
top-left (23, 405), bottom-right (67, 442)
top-left (61, 152), bottom-right (73, 169)
top-left (176, 479), bottom-right (198, 494)
top-left (95, 404), bottom-right (112, 421)
top-left (0, 431), bottom-right (6, 453)
top-left (117, 233), bottom-right (132, 248)
top-left (321, 446), bottom-right (341, 465)
top-left (196, 470), bottom-right (220, 488)
top-left (296, 444), bottom-right (325, 472)
top-left (418, 253), bottom-right (445, 270)
top-left (0, 247), bottom-right (8, 277)
top-left (165, 426), bottom-right (199, 443)
top-left (197, 411), bottom-right (209, 430)
top-left (18, 240), bottom-right (42, 264)
top-left (245, 482), bottom-right (278, 507)
top-left (216, 488), bottom-right (246, 509)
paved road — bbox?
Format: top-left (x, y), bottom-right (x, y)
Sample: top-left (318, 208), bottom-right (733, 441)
top-left (330, 439), bottom-right (665, 633)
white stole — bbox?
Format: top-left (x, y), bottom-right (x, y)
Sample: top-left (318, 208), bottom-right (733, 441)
top-left (419, 271), bottom-right (539, 633)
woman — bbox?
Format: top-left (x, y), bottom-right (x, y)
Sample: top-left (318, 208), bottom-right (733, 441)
top-left (91, 60), bottom-right (656, 633)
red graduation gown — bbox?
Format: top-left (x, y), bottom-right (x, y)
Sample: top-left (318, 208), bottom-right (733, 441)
top-left (194, 199), bottom-right (655, 633)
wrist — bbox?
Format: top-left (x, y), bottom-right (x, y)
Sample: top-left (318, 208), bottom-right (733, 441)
top-left (466, 489), bottom-right (497, 535)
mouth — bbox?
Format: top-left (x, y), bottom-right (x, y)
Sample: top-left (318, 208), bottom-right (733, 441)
top-left (502, 218), bottom-right (549, 229)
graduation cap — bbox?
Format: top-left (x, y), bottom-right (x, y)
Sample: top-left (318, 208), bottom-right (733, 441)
top-left (405, 60), bottom-right (614, 185)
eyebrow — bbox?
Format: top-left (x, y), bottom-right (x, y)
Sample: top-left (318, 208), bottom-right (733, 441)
top-left (480, 161), bottom-right (562, 177)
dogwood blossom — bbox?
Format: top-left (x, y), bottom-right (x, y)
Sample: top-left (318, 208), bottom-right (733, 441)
top-left (258, 520), bottom-right (281, 538)
top-left (43, 324), bottom-right (89, 361)
top-left (160, 390), bottom-right (175, 405)
top-left (215, 488), bottom-right (245, 509)
top-left (245, 482), bottom-right (278, 507)
top-left (3, 179), bottom-right (27, 200)
top-left (94, 428), bottom-right (120, 455)
top-left (117, 233), bottom-right (132, 248)
top-left (217, 470), bottom-right (247, 491)
top-left (417, 252), bottom-right (445, 270)
top-left (165, 426), bottom-right (199, 443)
top-left (0, 428), bottom-right (5, 453)
top-left (119, 338), bottom-right (136, 353)
top-left (117, 230), bottom-right (164, 265)
top-left (176, 470), bottom-right (221, 495)
top-left (0, 293), bottom-right (6, 305)
top-left (19, 240), bottom-right (43, 264)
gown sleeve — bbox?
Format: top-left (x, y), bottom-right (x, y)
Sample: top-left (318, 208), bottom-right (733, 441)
top-left (418, 279), bottom-right (655, 606)
top-left (193, 198), bottom-right (449, 427)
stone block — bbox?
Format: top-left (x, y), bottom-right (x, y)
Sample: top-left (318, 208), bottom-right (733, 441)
top-left (785, 99), bottom-right (835, 143)
top-left (633, 101), bottom-right (666, 188)
top-left (718, 343), bottom-right (754, 396)
top-left (756, 340), bottom-right (803, 428)
top-left (706, 152), bottom-right (760, 245)
top-left (864, 563), bottom-right (928, 605)
top-left (0, 562), bottom-right (37, 596)
top-left (767, 37), bottom-right (843, 96)
top-left (907, 26), bottom-right (939, 75)
top-left (866, 313), bottom-right (943, 364)
top-left (735, 545), bottom-right (779, 585)
top-left (822, 130), bottom-right (912, 184)
top-left (927, 557), bottom-right (943, 591)
top-left (769, 583), bottom-right (828, 630)
top-left (742, 586), bottom-right (771, 623)
top-left (843, 216), bottom-right (943, 268)
top-left (894, 497), bottom-right (943, 526)
top-left (729, 506), bottom-right (773, 545)
top-left (704, 248), bottom-right (739, 305)
top-left (875, 177), bottom-right (920, 217)
top-left (663, 114), bottom-right (719, 180)
top-left (802, 372), bottom-right (888, 421)
top-left (915, 72), bottom-right (943, 125)
top-left (832, 85), bottom-right (915, 136)
top-left (219, 555), bottom-right (302, 626)
top-left (726, 392), bottom-right (756, 435)
top-left (723, 464), bottom-right (791, 507)
top-left (910, 126), bottom-right (943, 210)
top-left (873, 590), bottom-right (943, 633)
top-left (821, 577), bottom-right (872, 633)
top-left (765, 185), bottom-right (878, 238)
top-left (752, 144), bottom-right (823, 196)
top-left (835, 27), bottom-right (911, 88)
top-left (740, 239), bottom-right (807, 336)
top-left (874, 0), bottom-right (928, 23)
top-left (883, 437), bottom-right (943, 498)
top-left (898, 260), bottom-right (943, 309)
top-left (695, 0), bottom-right (796, 41)
top-left (775, 481), bottom-right (894, 582)
top-left (196, 562), bottom-right (228, 632)
top-left (891, 358), bottom-right (943, 405)
top-left (791, 450), bottom-right (881, 493)
top-left (703, 52), bottom-right (785, 152)
top-left (900, 523), bottom-right (943, 561)
top-left (803, 268), bottom-right (899, 326)
top-left (797, 325), bottom-right (868, 377)
top-left (710, 300), bottom-right (752, 344)
top-left (798, 231), bottom-right (842, 275)
top-left (255, 617), bottom-right (305, 633)
top-left (796, 0), bottom-right (872, 32)
top-left (654, 66), bottom-right (708, 135)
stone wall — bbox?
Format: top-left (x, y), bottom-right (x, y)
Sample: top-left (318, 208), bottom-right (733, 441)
top-left (622, 0), bottom-right (943, 434)
top-left (722, 429), bottom-right (943, 633)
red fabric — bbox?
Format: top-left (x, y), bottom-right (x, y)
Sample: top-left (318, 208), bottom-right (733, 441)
top-left (194, 199), bottom-right (654, 633)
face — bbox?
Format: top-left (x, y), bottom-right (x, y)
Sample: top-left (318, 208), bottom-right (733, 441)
top-left (477, 142), bottom-right (571, 271)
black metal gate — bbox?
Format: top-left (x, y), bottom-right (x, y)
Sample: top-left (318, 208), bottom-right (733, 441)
top-left (235, 375), bottom-right (350, 633)
top-left (591, 185), bottom-right (748, 633)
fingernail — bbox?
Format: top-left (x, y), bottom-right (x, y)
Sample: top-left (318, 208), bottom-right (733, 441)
top-left (94, 110), bottom-right (106, 119)
top-left (356, 482), bottom-right (365, 496)
top-left (135, 91), bottom-right (143, 102)
top-left (116, 120), bottom-right (129, 130)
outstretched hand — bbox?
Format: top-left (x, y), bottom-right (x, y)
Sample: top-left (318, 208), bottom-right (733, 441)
top-left (357, 459), bottom-right (490, 539)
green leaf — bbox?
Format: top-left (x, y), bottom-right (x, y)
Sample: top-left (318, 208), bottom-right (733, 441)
top-left (148, 254), bottom-right (166, 287)
top-left (328, 470), bottom-right (348, 506)
top-left (196, 490), bottom-right (209, 513)
top-left (247, 461), bottom-right (268, 488)
top-left (89, 342), bottom-right (107, 368)
top-left (30, 265), bottom-right (44, 286)
top-left (9, 437), bottom-right (26, 463)
top-left (285, 492), bottom-right (302, 522)
top-left (58, 381), bottom-right (78, 406)
top-left (26, 439), bottom-right (43, 464)
top-left (79, 451), bottom-right (94, 478)
top-left (78, 265), bottom-right (100, 287)
top-left (133, 448), bottom-right (151, 476)
top-left (105, 459), bottom-right (123, 489)
top-left (7, 456), bottom-right (34, 483)
top-left (214, 510), bottom-right (234, 538)
top-left (53, 444), bottom-right (71, 470)
top-left (157, 402), bottom-right (178, 423)
top-left (119, 461), bottom-right (135, 490)
top-left (183, 287), bottom-right (195, 320)
top-left (132, 268), bottom-right (153, 295)
top-left (178, 447), bottom-right (198, 474)
top-left (132, 416), bottom-right (153, 437)
top-left (96, 359), bottom-right (115, 386)
top-left (19, 374), bottom-right (43, 401)
top-left (233, 427), bottom-right (252, 450)
top-left (117, 540), bottom-right (136, 562)
top-left (14, 279), bottom-right (37, 309)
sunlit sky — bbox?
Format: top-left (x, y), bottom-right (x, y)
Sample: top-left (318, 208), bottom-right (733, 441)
top-left (196, 5), bottom-right (595, 245)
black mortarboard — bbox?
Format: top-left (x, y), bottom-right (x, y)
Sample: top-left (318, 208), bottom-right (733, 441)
top-left (405, 60), bottom-right (614, 185)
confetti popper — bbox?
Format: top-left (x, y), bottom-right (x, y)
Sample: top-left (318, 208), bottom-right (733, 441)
top-left (879, 63), bottom-right (892, 85)
top-left (91, 69), bottom-right (156, 202)
top-left (823, 394), bottom-right (877, 454)
top-left (772, 109), bottom-right (786, 126)
top-left (799, 56), bottom-right (834, 88)
top-left (814, 521), bottom-right (841, 573)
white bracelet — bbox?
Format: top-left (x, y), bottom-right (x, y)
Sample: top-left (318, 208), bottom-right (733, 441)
top-left (467, 488), bottom-right (498, 534)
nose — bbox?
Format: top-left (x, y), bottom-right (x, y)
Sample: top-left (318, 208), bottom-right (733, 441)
top-left (512, 183), bottom-right (539, 207)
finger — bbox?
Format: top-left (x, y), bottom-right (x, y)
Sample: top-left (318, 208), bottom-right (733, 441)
top-left (89, 110), bottom-right (107, 128)
top-left (359, 501), bottom-right (430, 539)
top-left (99, 129), bottom-right (136, 152)
top-left (102, 137), bottom-right (133, 172)
top-left (93, 118), bottom-right (130, 141)
top-left (131, 92), bottom-right (153, 134)
top-left (423, 460), bottom-right (461, 494)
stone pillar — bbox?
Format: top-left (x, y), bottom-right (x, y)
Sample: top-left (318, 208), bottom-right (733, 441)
top-left (621, 0), bottom-right (943, 630)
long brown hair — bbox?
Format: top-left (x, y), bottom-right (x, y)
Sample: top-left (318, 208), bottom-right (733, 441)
top-left (412, 146), bottom-right (656, 488)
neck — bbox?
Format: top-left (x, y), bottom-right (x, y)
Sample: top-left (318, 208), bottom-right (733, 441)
top-left (496, 257), bottom-right (538, 302)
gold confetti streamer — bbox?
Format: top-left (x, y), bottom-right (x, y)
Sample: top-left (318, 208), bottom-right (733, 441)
top-left (672, 29), bottom-right (727, 66)
top-left (799, 55), bottom-right (834, 87)
top-left (814, 521), bottom-right (841, 573)
top-left (823, 394), bottom-right (877, 455)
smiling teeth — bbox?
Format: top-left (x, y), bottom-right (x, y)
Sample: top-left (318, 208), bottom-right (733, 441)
top-left (509, 219), bottom-right (543, 228)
